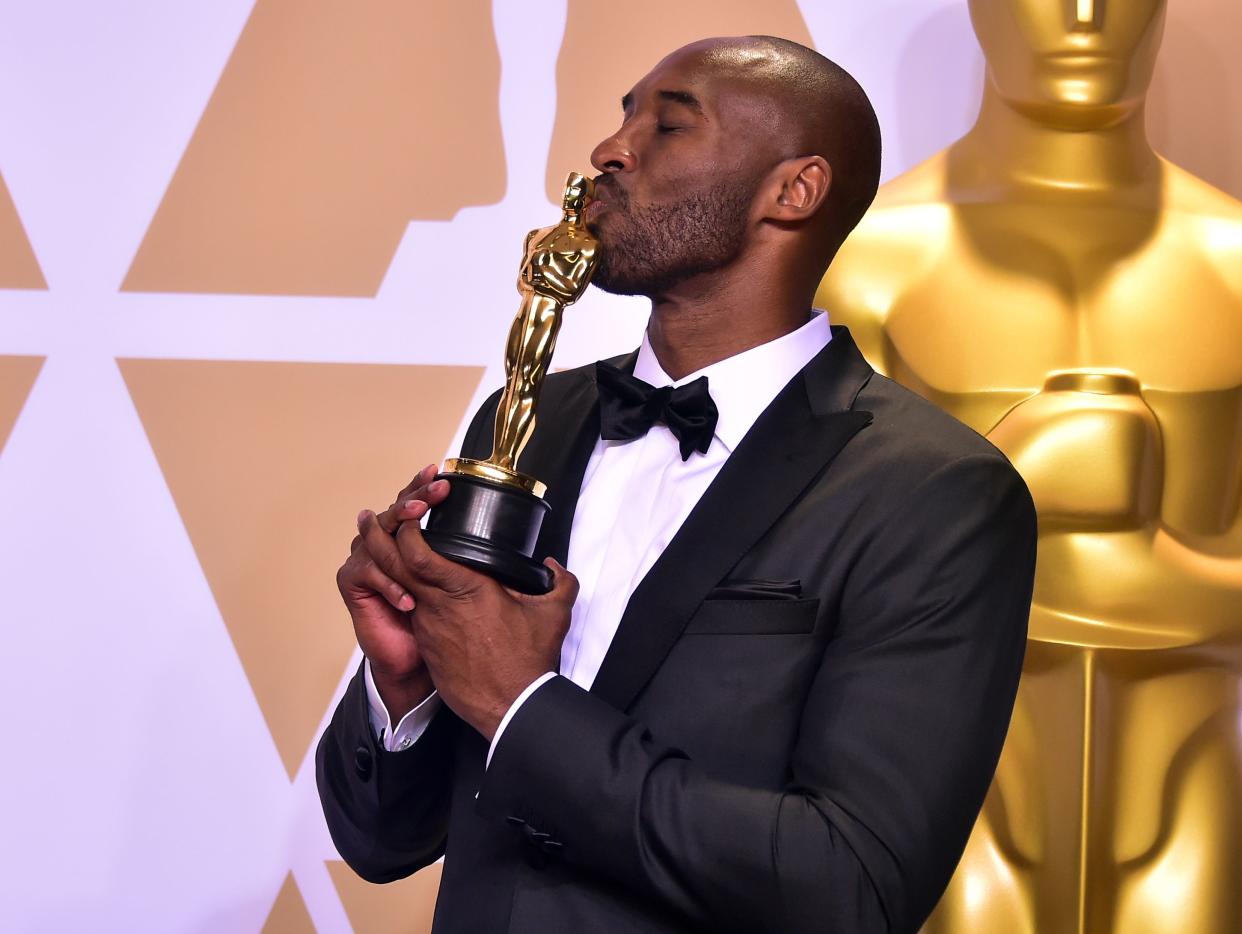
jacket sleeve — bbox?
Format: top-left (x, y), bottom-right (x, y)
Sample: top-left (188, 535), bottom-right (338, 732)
top-left (315, 663), bottom-right (459, 882)
top-left (315, 388), bottom-right (504, 881)
top-left (474, 453), bottom-right (1037, 934)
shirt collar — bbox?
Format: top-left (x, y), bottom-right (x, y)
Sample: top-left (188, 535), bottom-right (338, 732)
top-left (631, 310), bottom-right (833, 453)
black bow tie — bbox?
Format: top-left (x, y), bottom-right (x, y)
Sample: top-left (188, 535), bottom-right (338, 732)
top-left (595, 361), bottom-right (719, 460)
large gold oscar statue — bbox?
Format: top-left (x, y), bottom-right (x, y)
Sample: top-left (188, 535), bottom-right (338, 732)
top-left (817, 1), bottom-right (1242, 931)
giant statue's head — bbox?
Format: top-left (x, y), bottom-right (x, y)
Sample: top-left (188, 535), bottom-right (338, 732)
top-left (968, 0), bottom-right (1166, 129)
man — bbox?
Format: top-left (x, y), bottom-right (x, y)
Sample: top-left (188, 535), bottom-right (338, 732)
top-left (318, 36), bottom-right (1037, 934)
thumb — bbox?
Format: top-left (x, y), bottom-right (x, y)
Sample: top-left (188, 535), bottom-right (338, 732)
top-left (542, 557), bottom-right (580, 605)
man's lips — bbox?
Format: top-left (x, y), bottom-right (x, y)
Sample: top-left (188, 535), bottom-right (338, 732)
top-left (584, 199), bottom-right (609, 223)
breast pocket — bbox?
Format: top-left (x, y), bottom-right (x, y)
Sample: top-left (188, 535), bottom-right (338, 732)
top-left (683, 597), bottom-right (820, 635)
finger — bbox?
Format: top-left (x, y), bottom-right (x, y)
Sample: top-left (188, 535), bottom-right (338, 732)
top-left (512, 557), bottom-right (580, 607)
top-left (377, 477), bottom-right (452, 534)
top-left (377, 464), bottom-right (440, 533)
top-left (355, 558), bottom-right (416, 612)
top-left (397, 463), bottom-right (439, 501)
top-left (377, 497), bottom-right (429, 535)
top-left (357, 509), bottom-right (420, 591)
top-left (395, 518), bottom-right (480, 596)
top-left (546, 558), bottom-right (580, 605)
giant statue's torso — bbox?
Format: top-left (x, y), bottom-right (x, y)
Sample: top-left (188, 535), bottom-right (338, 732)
top-left (818, 156), bottom-right (1242, 933)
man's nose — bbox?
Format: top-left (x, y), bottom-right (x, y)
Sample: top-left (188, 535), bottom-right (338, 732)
top-left (590, 130), bottom-right (635, 175)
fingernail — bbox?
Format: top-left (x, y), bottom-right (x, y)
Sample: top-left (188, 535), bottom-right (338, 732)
top-left (356, 509), bottom-right (369, 526)
top-left (430, 479), bottom-right (447, 493)
top-left (402, 499), bottom-right (420, 511)
top-left (398, 594), bottom-right (414, 611)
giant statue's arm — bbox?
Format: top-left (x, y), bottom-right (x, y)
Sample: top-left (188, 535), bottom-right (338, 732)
top-left (988, 376), bottom-right (1242, 647)
top-left (1182, 204), bottom-right (1242, 539)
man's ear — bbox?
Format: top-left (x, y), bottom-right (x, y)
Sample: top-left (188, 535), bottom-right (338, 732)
top-left (764, 156), bottom-right (832, 223)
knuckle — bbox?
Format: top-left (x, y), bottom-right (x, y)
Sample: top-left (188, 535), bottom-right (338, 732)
top-left (374, 548), bottom-right (403, 579)
top-left (441, 572), bottom-right (475, 599)
top-left (404, 545), bottom-right (433, 575)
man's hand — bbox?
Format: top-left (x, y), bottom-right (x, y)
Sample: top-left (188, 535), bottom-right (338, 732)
top-left (392, 513), bottom-right (579, 741)
top-left (337, 464), bottom-right (448, 722)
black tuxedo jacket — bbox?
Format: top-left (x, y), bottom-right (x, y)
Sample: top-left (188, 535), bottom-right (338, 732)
top-left (317, 327), bottom-right (1037, 934)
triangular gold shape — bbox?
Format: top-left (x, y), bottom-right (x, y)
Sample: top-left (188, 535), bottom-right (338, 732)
top-left (123, 0), bottom-right (504, 297)
top-left (119, 359), bottom-right (484, 778)
top-left (261, 873), bottom-right (316, 934)
top-left (327, 860), bottom-right (443, 934)
top-left (0, 175), bottom-right (45, 289)
top-left (547, 0), bottom-right (815, 200)
top-left (0, 356), bottom-right (44, 454)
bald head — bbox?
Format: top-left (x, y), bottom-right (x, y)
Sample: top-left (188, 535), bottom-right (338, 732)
top-left (692, 35), bottom-right (883, 254)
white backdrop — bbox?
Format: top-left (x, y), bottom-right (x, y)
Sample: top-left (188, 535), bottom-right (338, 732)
top-left (0, 1), bottom-right (1237, 931)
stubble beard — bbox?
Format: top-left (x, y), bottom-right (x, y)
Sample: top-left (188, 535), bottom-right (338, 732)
top-left (589, 180), bottom-right (753, 297)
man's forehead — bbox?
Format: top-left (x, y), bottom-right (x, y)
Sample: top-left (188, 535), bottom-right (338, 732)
top-left (624, 41), bottom-right (780, 113)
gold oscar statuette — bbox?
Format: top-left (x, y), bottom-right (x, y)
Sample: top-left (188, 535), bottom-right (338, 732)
top-left (423, 172), bottom-right (601, 594)
top-left (818, 0), bottom-right (1242, 930)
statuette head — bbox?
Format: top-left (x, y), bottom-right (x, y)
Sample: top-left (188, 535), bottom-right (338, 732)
top-left (562, 172), bottom-right (595, 224)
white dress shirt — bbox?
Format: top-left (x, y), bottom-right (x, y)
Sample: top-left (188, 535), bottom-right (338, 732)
top-left (365, 310), bottom-right (833, 758)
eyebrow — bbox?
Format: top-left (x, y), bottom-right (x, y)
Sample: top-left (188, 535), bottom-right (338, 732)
top-left (620, 89), bottom-right (705, 116)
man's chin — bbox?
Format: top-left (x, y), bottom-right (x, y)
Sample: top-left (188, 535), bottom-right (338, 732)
top-left (591, 273), bottom-right (649, 298)
top-left (589, 253), bottom-right (635, 296)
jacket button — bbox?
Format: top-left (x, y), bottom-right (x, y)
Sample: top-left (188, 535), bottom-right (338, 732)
top-left (354, 745), bottom-right (373, 780)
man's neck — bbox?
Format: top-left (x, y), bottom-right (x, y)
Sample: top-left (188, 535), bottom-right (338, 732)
top-left (643, 264), bottom-right (815, 381)
top-left (947, 87), bottom-right (1163, 207)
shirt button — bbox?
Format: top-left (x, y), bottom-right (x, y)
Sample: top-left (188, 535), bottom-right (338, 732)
top-left (398, 736), bottom-right (413, 750)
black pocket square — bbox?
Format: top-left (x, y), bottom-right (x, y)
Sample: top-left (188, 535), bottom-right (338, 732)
top-left (706, 578), bottom-right (802, 601)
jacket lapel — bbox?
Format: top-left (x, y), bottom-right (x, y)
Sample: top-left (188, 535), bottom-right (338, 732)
top-left (589, 327), bottom-right (874, 712)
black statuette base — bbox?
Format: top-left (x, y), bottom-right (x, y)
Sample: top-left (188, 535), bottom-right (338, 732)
top-left (423, 472), bottom-right (552, 595)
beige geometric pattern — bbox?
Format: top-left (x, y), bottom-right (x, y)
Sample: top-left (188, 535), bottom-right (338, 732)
top-left (0, 175), bottom-right (44, 289)
top-left (262, 873), bottom-right (317, 934)
top-left (327, 861), bottom-right (443, 934)
top-left (545, 0), bottom-right (814, 201)
top-left (0, 356), bottom-right (43, 454)
top-left (119, 359), bottom-right (484, 777)
top-left (123, 0), bottom-right (505, 297)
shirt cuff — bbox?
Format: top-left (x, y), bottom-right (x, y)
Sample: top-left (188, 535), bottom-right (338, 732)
top-left (363, 658), bottom-right (441, 752)
top-left (485, 672), bottom-right (557, 768)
